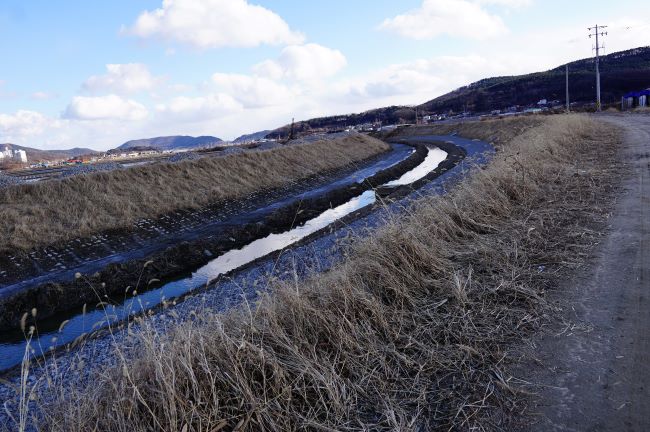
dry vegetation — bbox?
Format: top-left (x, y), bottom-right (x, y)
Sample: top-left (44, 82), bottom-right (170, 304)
top-left (19, 115), bottom-right (621, 431)
top-left (390, 115), bottom-right (545, 148)
top-left (0, 135), bottom-right (389, 253)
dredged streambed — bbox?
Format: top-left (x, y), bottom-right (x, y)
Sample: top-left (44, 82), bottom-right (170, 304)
top-left (0, 146), bottom-right (447, 370)
top-left (0, 145), bottom-right (451, 372)
top-left (0, 143), bottom-right (422, 330)
top-left (0, 135), bottom-right (494, 429)
top-left (0, 137), bottom-right (491, 378)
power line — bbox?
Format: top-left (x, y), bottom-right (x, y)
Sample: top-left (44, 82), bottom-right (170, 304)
top-left (588, 24), bottom-right (608, 111)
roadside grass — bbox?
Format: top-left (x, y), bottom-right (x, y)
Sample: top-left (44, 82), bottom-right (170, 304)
top-left (0, 135), bottom-right (389, 253)
top-left (18, 115), bottom-right (621, 431)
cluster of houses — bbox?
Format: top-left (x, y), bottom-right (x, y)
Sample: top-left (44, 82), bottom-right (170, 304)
top-left (0, 146), bottom-right (28, 163)
top-left (622, 89), bottom-right (650, 110)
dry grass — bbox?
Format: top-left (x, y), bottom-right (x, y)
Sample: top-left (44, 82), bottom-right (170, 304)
top-left (0, 135), bottom-right (389, 253)
top-left (22, 115), bottom-right (621, 431)
top-left (392, 116), bottom-right (545, 148)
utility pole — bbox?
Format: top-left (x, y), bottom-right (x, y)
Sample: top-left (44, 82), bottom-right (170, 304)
top-left (288, 117), bottom-right (295, 142)
top-left (565, 64), bottom-right (570, 113)
top-left (588, 24), bottom-right (608, 111)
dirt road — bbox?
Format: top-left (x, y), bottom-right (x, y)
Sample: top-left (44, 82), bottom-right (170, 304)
top-left (525, 113), bottom-right (650, 431)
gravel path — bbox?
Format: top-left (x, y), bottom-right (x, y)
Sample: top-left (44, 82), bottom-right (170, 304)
top-left (522, 113), bottom-right (650, 432)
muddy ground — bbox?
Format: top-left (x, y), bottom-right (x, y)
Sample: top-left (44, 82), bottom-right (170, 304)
top-left (520, 113), bottom-right (650, 432)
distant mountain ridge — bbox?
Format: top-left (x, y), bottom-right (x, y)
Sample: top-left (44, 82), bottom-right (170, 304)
top-left (117, 135), bottom-right (223, 151)
top-left (0, 143), bottom-right (98, 162)
top-left (418, 46), bottom-right (650, 113)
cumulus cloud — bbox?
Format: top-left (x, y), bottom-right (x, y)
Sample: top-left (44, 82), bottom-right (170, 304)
top-left (64, 95), bottom-right (149, 121)
top-left (82, 63), bottom-right (161, 94)
top-left (155, 93), bottom-right (242, 121)
top-left (253, 44), bottom-right (347, 81)
top-left (212, 73), bottom-right (293, 108)
top-left (127, 0), bottom-right (304, 49)
top-left (0, 110), bottom-right (62, 141)
top-left (329, 54), bottom-right (520, 108)
top-left (379, 0), bottom-right (508, 40)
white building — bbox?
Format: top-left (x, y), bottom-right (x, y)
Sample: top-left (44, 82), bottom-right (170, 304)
top-left (0, 146), bottom-right (28, 163)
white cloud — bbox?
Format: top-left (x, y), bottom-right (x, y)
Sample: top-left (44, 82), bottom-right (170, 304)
top-left (0, 110), bottom-right (63, 142)
top-left (83, 63), bottom-right (161, 94)
top-left (64, 95), bottom-right (149, 121)
top-left (212, 73), bottom-right (294, 108)
top-left (379, 0), bottom-right (508, 40)
top-left (329, 54), bottom-right (522, 110)
top-left (155, 93), bottom-right (242, 121)
top-left (253, 44), bottom-right (347, 81)
top-left (127, 0), bottom-right (304, 49)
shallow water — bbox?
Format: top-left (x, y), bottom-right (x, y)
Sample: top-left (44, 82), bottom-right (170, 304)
top-left (385, 147), bottom-right (447, 186)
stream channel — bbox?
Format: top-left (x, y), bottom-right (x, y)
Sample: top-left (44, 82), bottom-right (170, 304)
top-left (0, 139), bottom-right (481, 372)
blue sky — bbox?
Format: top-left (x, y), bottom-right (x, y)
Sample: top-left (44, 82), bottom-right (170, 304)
top-left (0, 0), bottom-right (648, 150)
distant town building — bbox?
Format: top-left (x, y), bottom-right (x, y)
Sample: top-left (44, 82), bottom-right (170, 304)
top-left (0, 146), bottom-right (28, 163)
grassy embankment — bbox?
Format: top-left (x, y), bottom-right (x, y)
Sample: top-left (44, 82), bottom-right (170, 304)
top-left (384, 115), bottom-right (545, 147)
top-left (21, 115), bottom-right (621, 431)
top-left (0, 135), bottom-right (389, 253)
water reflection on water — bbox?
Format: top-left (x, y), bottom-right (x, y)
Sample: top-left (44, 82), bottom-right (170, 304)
top-left (385, 147), bottom-right (447, 186)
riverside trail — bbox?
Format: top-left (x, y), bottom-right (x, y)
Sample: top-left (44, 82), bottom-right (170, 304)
top-left (525, 113), bottom-right (650, 432)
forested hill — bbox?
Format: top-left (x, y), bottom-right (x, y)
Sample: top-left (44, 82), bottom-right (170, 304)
top-left (419, 46), bottom-right (650, 113)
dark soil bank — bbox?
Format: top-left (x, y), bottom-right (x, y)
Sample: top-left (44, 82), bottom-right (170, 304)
top-left (0, 142), bottom-right (466, 330)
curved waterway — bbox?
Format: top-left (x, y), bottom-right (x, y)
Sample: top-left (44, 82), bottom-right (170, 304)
top-left (0, 145), bottom-right (447, 372)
